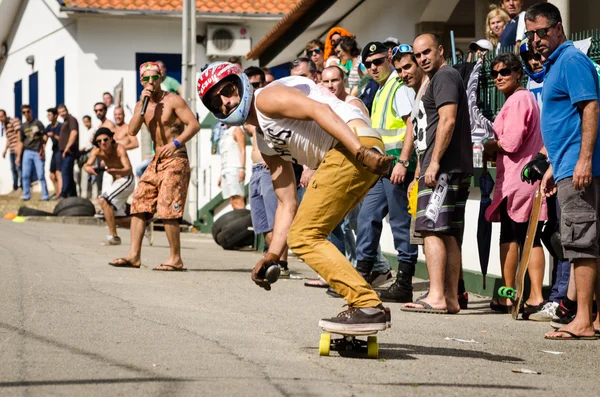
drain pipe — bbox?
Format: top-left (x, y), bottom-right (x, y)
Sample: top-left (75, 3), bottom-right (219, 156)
top-left (182, 0), bottom-right (198, 224)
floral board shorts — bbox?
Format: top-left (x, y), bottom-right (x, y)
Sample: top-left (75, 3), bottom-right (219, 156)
top-left (130, 154), bottom-right (191, 220)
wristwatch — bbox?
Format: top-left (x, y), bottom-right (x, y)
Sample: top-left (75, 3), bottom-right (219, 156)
top-left (398, 159), bottom-right (410, 168)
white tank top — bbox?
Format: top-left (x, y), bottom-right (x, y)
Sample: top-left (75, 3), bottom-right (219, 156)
top-left (254, 76), bottom-right (370, 169)
top-left (219, 126), bottom-right (243, 169)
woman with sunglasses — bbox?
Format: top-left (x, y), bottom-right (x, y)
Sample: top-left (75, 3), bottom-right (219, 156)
top-left (482, 53), bottom-right (547, 317)
top-left (305, 39), bottom-right (324, 71)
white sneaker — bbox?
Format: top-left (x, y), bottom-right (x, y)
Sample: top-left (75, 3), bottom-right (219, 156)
top-left (145, 221), bottom-right (154, 246)
top-left (101, 235), bottom-right (121, 246)
top-left (528, 301), bottom-right (558, 322)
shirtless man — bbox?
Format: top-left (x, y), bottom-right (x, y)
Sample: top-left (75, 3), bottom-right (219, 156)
top-left (112, 106), bottom-right (139, 150)
top-left (84, 127), bottom-right (134, 245)
top-left (94, 102), bottom-right (116, 130)
top-left (321, 66), bottom-right (369, 116)
top-left (198, 62), bottom-right (394, 331)
top-left (110, 62), bottom-right (200, 271)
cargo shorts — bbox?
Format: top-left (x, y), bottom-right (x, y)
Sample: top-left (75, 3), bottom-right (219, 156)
top-left (556, 177), bottom-right (600, 259)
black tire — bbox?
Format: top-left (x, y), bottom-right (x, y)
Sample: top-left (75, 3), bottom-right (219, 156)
top-left (212, 209), bottom-right (254, 249)
top-left (212, 209), bottom-right (251, 241)
top-left (216, 215), bottom-right (254, 250)
top-left (53, 197), bottom-right (96, 216)
top-left (17, 207), bottom-right (55, 217)
top-left (55, 204), bottom-right (96, 217)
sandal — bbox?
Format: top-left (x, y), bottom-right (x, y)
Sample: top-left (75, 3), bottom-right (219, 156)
top-left (108, 258), bottom-right (140, 268)
top-left (153, 264), bottom-right (187, 272)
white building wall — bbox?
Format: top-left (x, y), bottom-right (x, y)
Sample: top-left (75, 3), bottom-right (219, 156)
top-left (0, 0), bottom-right (80, 194)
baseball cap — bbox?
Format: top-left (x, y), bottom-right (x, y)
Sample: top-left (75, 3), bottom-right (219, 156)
top-left (383, 37), bottom-right (400, 46)
top-left (469, 39), bottom-right (494, 52)
top-left (361, 41), bottom-right (388, 61)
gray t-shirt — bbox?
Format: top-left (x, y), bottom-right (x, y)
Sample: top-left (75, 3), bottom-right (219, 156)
top-left (412, 66), bottom-right (473, 174)
top-left (20, 119), bottom-right (46, 152)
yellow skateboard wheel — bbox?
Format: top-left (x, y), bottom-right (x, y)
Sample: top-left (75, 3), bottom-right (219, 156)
top-left (12, 216), bottom-right (25, 223)
top-left (319, 333), bottom-right (331, 356)
top-left (367, 336), bottom-right (378, 359)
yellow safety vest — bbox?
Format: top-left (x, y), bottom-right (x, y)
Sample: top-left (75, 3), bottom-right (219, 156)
top-left (371, 74), bottom-right (415, 170)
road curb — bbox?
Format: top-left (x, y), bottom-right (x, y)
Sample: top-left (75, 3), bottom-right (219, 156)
top-left (24, 216), bottom-right (105, 226)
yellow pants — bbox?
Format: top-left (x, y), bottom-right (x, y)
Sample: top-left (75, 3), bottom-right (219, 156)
top-left (287, 136), bottom-right (383, 308)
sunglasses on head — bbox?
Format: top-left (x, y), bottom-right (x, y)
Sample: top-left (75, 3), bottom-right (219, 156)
top-left (363, 57), bottom-right (387, 69)
top-left (95, 138), bottom-right (110, 144)
top-left (490, 68), bottom-right (514, 79)
top-left (306, 48), bottom-right (321, 57)
top-left (524, 24), bottom-right (557, 41)
top-left (141, 75), bottom-right (160, 82)
top-left (209, 82), bottom-right (236, 111)
top-left (392, 44), bottom-right (413, 58)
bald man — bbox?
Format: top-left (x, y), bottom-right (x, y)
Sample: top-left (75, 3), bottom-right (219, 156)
top-left (402, 34), bottom-right (473, 314)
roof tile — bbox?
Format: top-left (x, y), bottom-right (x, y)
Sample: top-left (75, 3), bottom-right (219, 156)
top-left (63, 0), bottom-right (299, 14)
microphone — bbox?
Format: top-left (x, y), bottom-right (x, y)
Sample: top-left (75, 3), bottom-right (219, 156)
top-left (140, 96), bottom-right (150, 116)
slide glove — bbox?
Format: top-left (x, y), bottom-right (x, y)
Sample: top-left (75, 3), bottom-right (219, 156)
top-left (251, 253), bottom-right (280, 291)
top-left (356, 146), bottom-right (396, 176)
top-left (521, 153), bottom-right (549, 184)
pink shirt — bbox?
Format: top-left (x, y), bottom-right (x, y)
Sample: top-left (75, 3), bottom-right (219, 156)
top-left (485, 89), bottom-right (547, 223)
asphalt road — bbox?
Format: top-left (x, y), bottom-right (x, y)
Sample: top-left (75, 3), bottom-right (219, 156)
top-left (1, 220), bottom-right (597, 397)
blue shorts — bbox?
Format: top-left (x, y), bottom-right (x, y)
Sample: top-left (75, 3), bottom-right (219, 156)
top-left (249, 164), bottom-right (278, 234)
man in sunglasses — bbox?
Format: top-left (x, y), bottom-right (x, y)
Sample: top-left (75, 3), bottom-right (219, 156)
top-left (19, 104), bottom-right (49, 201)
top-left (94, 103), bottom-right (116, 130)
top-left (198, 62), bottom-right (394, 332)
top-left (109, 61), bottom-right (200, 271)
top-left (522, 3), bottom-right (600, 341)
top-left (84, 128), bottom-right (134, 246)
top-left (355, 41), bottom-right (418, 303)
top-left (402, 34), bottom-right (473, 315)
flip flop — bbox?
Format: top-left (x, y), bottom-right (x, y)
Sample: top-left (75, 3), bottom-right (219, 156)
top-left (304, 277), bottom-right (329, 288)
top-left (401, 299), bottom-right (448, 314)
top-left (108, 258), bottom-right (141, 268)
top-left (153, 264), bottom-right (187, 272)
top-left (544, 329), bottom-right (600, 340)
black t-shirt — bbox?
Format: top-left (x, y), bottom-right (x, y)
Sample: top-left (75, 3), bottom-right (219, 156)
top-left (412, 66), bottom-right (473, 174)
top-left (45, 122), bottom-right (62, 152)
top-left (20, 119), bottom-right (46, 152)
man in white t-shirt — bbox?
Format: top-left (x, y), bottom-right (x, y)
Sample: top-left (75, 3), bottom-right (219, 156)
top-left (199, 62), bottom-right (394, 332)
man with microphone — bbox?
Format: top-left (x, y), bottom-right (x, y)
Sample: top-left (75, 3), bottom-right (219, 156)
top-left (109, 62), bottom-right (200, 271)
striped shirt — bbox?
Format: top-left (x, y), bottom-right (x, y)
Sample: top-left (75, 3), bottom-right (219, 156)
top-left (4, 119), bottom-right (19, 154)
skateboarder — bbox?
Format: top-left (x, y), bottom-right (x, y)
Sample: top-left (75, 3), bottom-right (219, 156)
top-left (198, 62), bottom-right (394, 331)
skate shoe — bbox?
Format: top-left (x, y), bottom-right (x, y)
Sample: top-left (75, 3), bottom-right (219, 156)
top-left (318, 306), bottom-right (387, 333)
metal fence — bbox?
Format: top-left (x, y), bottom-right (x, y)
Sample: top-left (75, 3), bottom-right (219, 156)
top-left (451, 29), bottom-right (600, 119)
